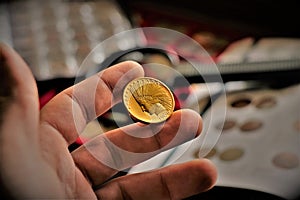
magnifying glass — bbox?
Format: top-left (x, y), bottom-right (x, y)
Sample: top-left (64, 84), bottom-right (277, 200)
top-left (74, 27), bottom-right (226, 168)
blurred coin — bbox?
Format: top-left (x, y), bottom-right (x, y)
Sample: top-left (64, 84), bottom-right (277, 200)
top-left (219, 147), bottom-right (244, 161)
top-left (123, 77), bottom-right (175, 123)
top-left (216, 119), bottom-right (236, 131)
top-left (255, 96), bottom-right (277, 109)
top-left (272, 152), bottom-right (299, 169)
top-left (240, 119), bottom-right (263, 132)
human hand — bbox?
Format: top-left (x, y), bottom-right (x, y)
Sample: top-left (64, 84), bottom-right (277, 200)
top-left (0, 43), bottom-right (217, 199)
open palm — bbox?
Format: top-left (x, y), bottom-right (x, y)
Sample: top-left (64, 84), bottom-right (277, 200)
top-left (0, 43), bottom-right (216, 199)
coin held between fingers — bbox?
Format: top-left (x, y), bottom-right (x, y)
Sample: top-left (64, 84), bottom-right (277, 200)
top-left (123, 77), bottom-right (175, 123)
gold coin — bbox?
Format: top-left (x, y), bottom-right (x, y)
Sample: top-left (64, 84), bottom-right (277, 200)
top-left (123, 77), bottom-right (175, 123)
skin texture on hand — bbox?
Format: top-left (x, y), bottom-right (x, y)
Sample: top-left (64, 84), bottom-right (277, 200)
top-left (0, 42), bottom-right (217, 199)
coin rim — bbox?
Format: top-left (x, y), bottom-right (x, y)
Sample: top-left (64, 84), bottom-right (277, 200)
top-left (122, 77), bottom-right (175, 123)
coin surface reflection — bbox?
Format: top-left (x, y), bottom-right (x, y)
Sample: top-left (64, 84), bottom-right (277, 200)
top-left (123, 77), bottom-right (175, 123)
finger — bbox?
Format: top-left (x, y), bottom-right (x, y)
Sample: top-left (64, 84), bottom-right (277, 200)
top-left (0, 42), bottom-right (38, 105)
top-left (0, 44), bottom-right (66, 198)
top-left (40, 61), bottom-right (144, 145)
top-left (0, 42), bottom-right (39, 140)
top-left (72, 109), bottom-right (202, 186)
top-left (95, 159), bottom-right (217, 200)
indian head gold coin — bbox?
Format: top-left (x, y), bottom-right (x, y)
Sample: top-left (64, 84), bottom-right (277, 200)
top-left (123, 77), bottom-right (175, 123)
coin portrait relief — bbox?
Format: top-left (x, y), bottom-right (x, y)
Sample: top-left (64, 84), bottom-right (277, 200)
top-left (123, 77), bottom-right (175, 123)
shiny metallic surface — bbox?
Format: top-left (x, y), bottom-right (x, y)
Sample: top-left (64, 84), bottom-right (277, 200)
top-left (123, 77), bottom-right (175, 123)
